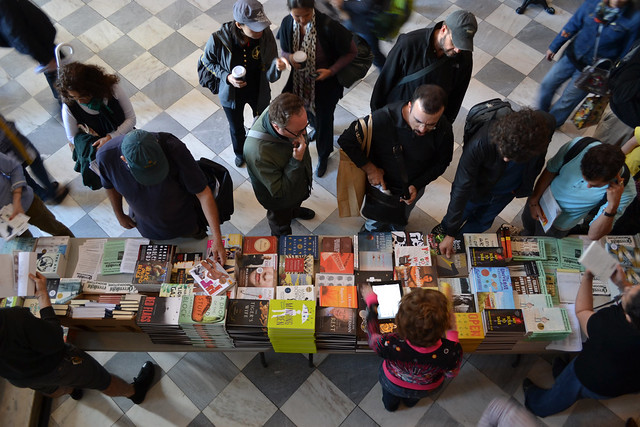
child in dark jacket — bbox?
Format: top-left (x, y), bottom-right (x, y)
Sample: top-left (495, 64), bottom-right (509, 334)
top-left (365, 286), bottom-right (462, 411)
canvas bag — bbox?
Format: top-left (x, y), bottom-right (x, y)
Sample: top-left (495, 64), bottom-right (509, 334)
top-left (337, 115), bottom-right (372, 217)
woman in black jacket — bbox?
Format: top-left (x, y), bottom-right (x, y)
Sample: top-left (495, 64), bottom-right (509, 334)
top-left (278, 0), bottom-right (356, 177)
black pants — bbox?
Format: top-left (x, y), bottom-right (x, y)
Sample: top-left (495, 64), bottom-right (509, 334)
top-left (223, 97), bottom-right (259, 158)
top-left (266, 204), bottom-right (303, 236)
top-left (309, 77), bottom-right (343, 161)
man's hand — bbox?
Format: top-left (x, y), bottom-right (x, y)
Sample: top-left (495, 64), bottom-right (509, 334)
top-left (9, 202), bottom-right (24, 220)
top-left (92, 134), bottom-right (112, 149)
top-left (401, 185), bottom-right (417, 205)
top-left (315, 68), bottom-right (332, 81)
top-left (291, 137), bottom-right (307, 161)
top-left (363, 163), bottom-right (386, 189)
top-left (207, 239), bottom-right (227, 266)
top-left (227, 75), bottom-right (247, 88)
top-left (439, 235), bottom-right (456, 259)
top-left (545, 49), bottom-right (555, 61)
top-left (116, 213), bottom-right (136, 229)
top-left (275, 57), bottom-right (288, 71)
top-left (527, 197), bottom-right (544, 221)
top-left (30, 271), bottom-right (52, 308)
top-left (606, 175), bottom-right (624, 211)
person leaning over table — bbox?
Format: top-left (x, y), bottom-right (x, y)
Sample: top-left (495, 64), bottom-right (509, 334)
top-left (0, 271), bottom-right (155, 404)
top-left (278, 0), bottom-right (357, 178)
top-left (523, 265), bottom-right (640, 417)
top-left (0, 152), bottom-right (73, 237)
top-left (200, 0), bottom-right (287, 168)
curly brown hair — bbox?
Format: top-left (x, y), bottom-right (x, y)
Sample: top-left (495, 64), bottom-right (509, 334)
top-left (489, 108), bottom-right (551, 162)
top-left (395, 288), bottom-right (450, 347)
top-left (55, 62), bottom-right (119, 105)
top-left (268, 93), bottom-right (305, 128)
top-left (581, 143), bottom-right (625, 182)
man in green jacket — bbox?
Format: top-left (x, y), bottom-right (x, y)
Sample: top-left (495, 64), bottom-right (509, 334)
top-left (244, 93), bottom-right (314, 236)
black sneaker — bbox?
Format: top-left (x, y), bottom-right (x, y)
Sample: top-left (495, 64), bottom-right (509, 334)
top-left (50, 185), bottom-right (69, 205)
top-left (70, 388), bottom-right (83, 400)
top-left (130, 361), bottom-right (155, 404)
top-left (295, 207), bottom-right (315, 220)
top-left (316, 158), bottom-right (328, 177)
top-left (235, 156), bottom-right (245, 167)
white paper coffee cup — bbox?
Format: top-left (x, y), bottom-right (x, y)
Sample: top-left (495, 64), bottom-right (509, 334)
top-left (232, 65), bottom-right (246, 81)
top-left (292, 51), bottom-right (307, 69)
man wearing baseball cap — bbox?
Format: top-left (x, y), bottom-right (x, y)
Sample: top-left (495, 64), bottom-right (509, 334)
top-left (371, 9), bottom-right (477, 124)
top-left (96, 129), bottom-right (226, 263)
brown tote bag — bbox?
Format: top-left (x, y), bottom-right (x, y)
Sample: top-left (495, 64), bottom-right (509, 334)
top-left (337, 115), bottom-right (372, 217)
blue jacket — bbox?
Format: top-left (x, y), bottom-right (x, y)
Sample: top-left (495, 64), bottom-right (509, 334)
top-left (0, 0), bottom-right (56, 65)
top-left (549, 0), bottom-right (640, 67)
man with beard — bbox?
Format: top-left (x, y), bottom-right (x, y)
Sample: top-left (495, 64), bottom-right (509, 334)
top-left (339, 84), bottom-right (453, 231)
top-left (370, 10), bottom-right (477, 124)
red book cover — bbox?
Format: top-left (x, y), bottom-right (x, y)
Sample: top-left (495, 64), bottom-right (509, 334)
top-left (284, 257), bottom-right (306, 273)
top-left (320, 252), bottom-right (355, 274)
top-left (243, 236), bottom-right (278, 255)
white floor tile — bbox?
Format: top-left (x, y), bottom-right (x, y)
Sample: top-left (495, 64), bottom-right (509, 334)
top-left (178, 15), bottom-right (221, 47)
top-left (281, 370), bottom-right (355, 427)
top-left (135, 0), bottom-right (177, 15)
top-left (149, 352), bottom-right (186, 373)
top-left (41, 0), bottom-right (85, 21)
top-left (485, 4), bottom-right (532, 37)
top-left (229, 180), bottom-right (267, 234)
top-left (88, 198), bottom-right (131, 237)
top-left (129, 92), bottom-right (163, 128)
top-left (51, 389), bottom-right (124, 426)
top-left (128, 17), bottom-right (175, 51)
top-left (508, 76), bottom-right (540, 109)
top-left (202, 373), bottom-right (277, 427)
top-left (86, 351), bottom-right (117, 365)
top-left (6, 99), bottom-right (51, 135)
top-left (296, 181), bottom-right (337, 232)
top-left (416, 176), bottom-right (452, 223)
top-left (182, 133), bottom-right (217, 160)
top-left (165, 89), bottom-right (218, 131)
top-left (172, 49), bottom-right (204, 89)
top-left (497, 39), bottom-right (542, 76)
top-left (43, 147), bottom-right (79, 185)
top-left (126, 375), bottom-right (200, 427)
top-left (186, 0), bottom-right (222, 11)
top-left (223, 351), bottom-right (259, 370)
top-left (119, 52), bottom-right (169, 90)
top-left (338, 81), bottom-right (374, 119)
top-left (78, 21), bottom-right (124, 53)
top-left (534, 6), bottom-right (572, 33)
top-left (461, 79), bottom-right (503, 113)
top-left (87, 0), bottom-right (130, 18)
top-left (14, 69), bottom-right (49, 96)
top-left (472, 47), bottom-right (493, 78)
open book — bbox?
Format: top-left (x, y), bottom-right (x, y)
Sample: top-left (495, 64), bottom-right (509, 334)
top-left (539, 187), bottom-right (562, 232)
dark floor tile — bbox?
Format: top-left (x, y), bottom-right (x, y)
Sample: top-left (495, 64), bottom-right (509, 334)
top-left (563, 399), bottom-right (624, 427)
top-left (0, 50), bottom-right (38, 78)
top-left (452, 0), bottom-right (503, 20)
top-left (340, 407), bottom-right (379, 427)
top-left (156, 0), bottom-right (202, 30)
top-left (475, 58), bottom-right (526, 97)
top-left (205, 0), bottom-right (236, 25)
top-left (516, 20), bottom-right (558, 55)
top-left (142, 112), bottom-right (189, 139)
top-left (0, 80), bottom-right (31, 114)
top-left (187, 412), bottom-right (215, 427)
top-left (242, 352), bottom-right (315, 407)
top-left (551, 0), bottom-right (583, 14)
top-left (467, 353), bottom-right (540, 395)
top-left (334, 104), bottom-right (357, 137)
top-left (414, 0), bottom-right (454, 21)
top-left (528, 57), bottom-right (555, 84)
top-left (58, 6), bottom-right (104, 36)
top-left (113, 413), bottom-right (136, 427)
top-left (103, 352), bottom-right (160, 413)
top-left (108, 2), bottom-right (152, 34)
top-left (318, 354), bottom-right (381, 404)
top-left (142, 70), bottom-right (193, 110)
top-left (168, 352), bottom-right (239, 410)
top-left (418, 402), bottom-right (463, 427)
top-left (100, 36), bottom-right (146, 71)
top-left (264, 409), bottom-right (297, 427)
top-left (70, 215), bottom-right (109, 238)
top-left (191, 109), bottom-right (234, 154)
top-left (475, 21), bottom-right (513, 56)
top-left (150, 33), bottom-right (198, 68)
top-left (408, 207), bottom-right (439, 236)
top-left (26, 117), bottom-right (68, 155)
top-left (61, 38), bottom-right (95, 64)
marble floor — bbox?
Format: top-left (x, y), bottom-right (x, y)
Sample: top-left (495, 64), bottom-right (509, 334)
top-left (2, 0), bottom-right (639, 425)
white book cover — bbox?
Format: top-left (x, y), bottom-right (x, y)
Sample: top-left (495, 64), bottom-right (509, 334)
top-left (276, 285), bottom-right (315, 301)
top-left (539, 186), bottom-right (562, 232)
top-left (237, 286), bottom-right (275, 300)
top-left (394, 246), bottom-right (432, 267)
top-left (546, 303), bottom-right (583, 352)
top-left (579, 241), bottom-right (618, 281)
top-left (16, 252), bottom-right (37, 296)
top-left (463, 233), bottom-right (500, 248)
top-left (0, 204), bottom-right (30, 240)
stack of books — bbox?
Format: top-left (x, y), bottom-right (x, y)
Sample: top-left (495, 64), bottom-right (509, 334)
top-left (136, 296), bottom-right (188, 345)
top-left (225, 299), bottom-right (271, 349)
top-left (179, 295), bottom-right (233, 348)
top-left (476, 309), bottom-right (526, 351)
top-left (315, 306), bottom-right (357, 351)
top-left (523, 307), bottom-right (572, 341)
top-left (132, 244), bottom-right (176, 291)
top-left (267, 299), bottom-right (316, 353)
top-left (455, 312), bottom-right (485, 352)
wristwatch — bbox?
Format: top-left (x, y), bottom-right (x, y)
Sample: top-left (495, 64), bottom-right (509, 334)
top-left (603, 210), bottom-right (615, 217)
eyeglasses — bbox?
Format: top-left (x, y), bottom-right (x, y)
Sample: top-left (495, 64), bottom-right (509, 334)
top-left (284, 121), bottom-right (309, 138)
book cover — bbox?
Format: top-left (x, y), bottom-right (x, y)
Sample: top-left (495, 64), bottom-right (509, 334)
top-left (605, 243), bottom-right (640, 268)
top-left (469, 247), bottom-right (506, 267)
top-left (427, 233), bottom-right (464, 255)
top-left (237, 286), bottom-right (275, 300)
top-left (357, 232), bottom-right (393, 252)
top-left (455, 312), bottom-right (485, 339)
top-left (179, 295), bottom-right (227, 324)
top-left (358, 251), bottom-right (394, 272)
top-left (321, 237), bottom-right (353, 253)
top-left (315, 306), bottom-right (357, 335)
top-left (36, 251), bottom-right (65, 276)
top-left (276, 285), bottom-right (315, 301)
top-left (278, 272), bottom-right (313, 287)
top-left (516, 294), bottom-right (553, 309)
top-left (244, 236), bottom-right (278, 255)
top-left (279, 235), bottom-right (319, 257)
top-left (510, 236), bottom-right (546, 260)
top-left (226, 299), bottom-right (269, 330)
top-left (511, 276), bottom-right (542, 295)
top-left (394, 245), bottom-right (432, 267)
top-left (238, 265), bottom-right (277, 288)
top-left (354, 271), bottom-right (394, 286)
top-left (438, 277), bottom-right (471, 294)
top-left (319, 285), bottom-right (358, 308)
top-left (190, 261), bottom-right (234, 296)
top-left (159, 283), bottom-right (195, 298)
top-left (523, 307), bottom-right (571, 333)
top-left (470, 267), bottom-right (512, 293)
top-left (267, 300), bottom-right (316, 331)
top-left (279, 254), bottom-right (314, 275)
top-left (137, 244), bottom-right (175, 262)
top-left (476, 291), bottom-right (516, 310)
top-left (464, 233), bottom-right (500, 248)
top-left (320, 252), bottom-right (354, 274)
top-left (132, 260), bottom-right (170, 285)
top-left (391, 231), bottom-right (425, 247)
top-left (433, 252), bottom-right (467, 278)
top-left (394, 265), bottom-right (438, 288)
top-left (484, 309), bottom-right (525, 333)
top-left (558, 238), bottom-right (584, 270)
top-left (136, 296), bottom-right (182, 325)
top-left (315, 273), bottom-right (355, 287)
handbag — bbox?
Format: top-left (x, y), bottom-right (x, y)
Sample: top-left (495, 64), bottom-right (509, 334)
top-left (336, 33), bottom-right (373, 88)
top-left (573, 24), bottom-right (612, 96)
top-left (360, 145), bottom-right (410, 226)
top-left (337, 115), bottom-right (372, 217)
top-left (571, 95), bottom-right (609, 129)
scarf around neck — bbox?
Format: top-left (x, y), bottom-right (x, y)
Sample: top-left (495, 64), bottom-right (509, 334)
top-left (292, 10), bottom-right (317, 115)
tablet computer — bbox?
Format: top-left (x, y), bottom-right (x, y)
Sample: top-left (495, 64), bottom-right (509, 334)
top-left (371, 281), bottom-right (403, 320)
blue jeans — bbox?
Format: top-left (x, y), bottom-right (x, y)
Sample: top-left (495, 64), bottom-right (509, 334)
top-left (524, 359), bottom-right (610, 417)
top-left (378, 364), bottom-right (434, 411)
top-left (456, 192), bottom-right (515, 237)
top-left (223, 98), bottom-right (258, 158)
top-left (537, 55), bottom-right (589, 127)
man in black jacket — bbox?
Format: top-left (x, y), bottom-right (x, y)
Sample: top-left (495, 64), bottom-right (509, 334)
top-left (370, 10), bottom-right (476, 124)
top-left (0, 272), bottom-right (155, 402)
top-left (339, 84), bottom-right (453, 231)
top-left (438, 109), bottom-right (555, 257)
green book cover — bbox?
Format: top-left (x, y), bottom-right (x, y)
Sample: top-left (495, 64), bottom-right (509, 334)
top-left (267, 300), bottom-right (316, 332)
top-left (179, 295), bottom-right (227, 325)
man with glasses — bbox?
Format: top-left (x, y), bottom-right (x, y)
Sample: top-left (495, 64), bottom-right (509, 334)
top-left (338, 84), bottom-right (453, 231)
top-left (244, 93), bottom-right (314, 236)
top-left (437, 109), bottom-right (555, 258)
top-left (370, 10), bottom-right (477, 124)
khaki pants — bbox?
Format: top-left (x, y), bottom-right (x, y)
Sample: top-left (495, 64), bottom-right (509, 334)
top-left (24, 195), bottom-right (74, 237)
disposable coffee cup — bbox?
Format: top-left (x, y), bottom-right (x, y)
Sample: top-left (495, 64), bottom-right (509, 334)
top-left (292, 51), bottom-right (307, 69)
top-left (232, 65), bottom-right (246, 81)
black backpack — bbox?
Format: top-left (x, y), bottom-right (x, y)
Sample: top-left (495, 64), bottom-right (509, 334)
top-left (197, 50), bottom-right (221, 95)
top-left (197, 158), bottom-right (234, 224)
top-left (463, 99), bottom-right (513, 145)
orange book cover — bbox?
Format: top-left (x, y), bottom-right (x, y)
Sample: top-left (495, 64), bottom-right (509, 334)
top-left (319, 285), bottom-right (358, 308)
top-left (320, 252), bottom-right (354, 274)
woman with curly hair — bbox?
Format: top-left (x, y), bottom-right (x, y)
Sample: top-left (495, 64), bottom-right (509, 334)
top-left (363, 286), bottom-right (462, 411)
top-left (56, 62), bottom-right (136, 150)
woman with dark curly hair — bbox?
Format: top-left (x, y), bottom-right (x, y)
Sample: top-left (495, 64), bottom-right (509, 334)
top-left (363, 286), bottom-right (462, 412)
top-left (56, 62), bottom-right (136, 150)
top-left (278, 0), bottom-right (356, 177)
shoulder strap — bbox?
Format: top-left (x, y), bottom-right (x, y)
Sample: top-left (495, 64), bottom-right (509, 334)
top-left (561, 137), bottom-right (599, 169)
top-left (357, 114), bottom-right (373, 156)
top-left (397, 56), bottom-right (449, 86)
top-left (247, 129), bottom-right (285, 144)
